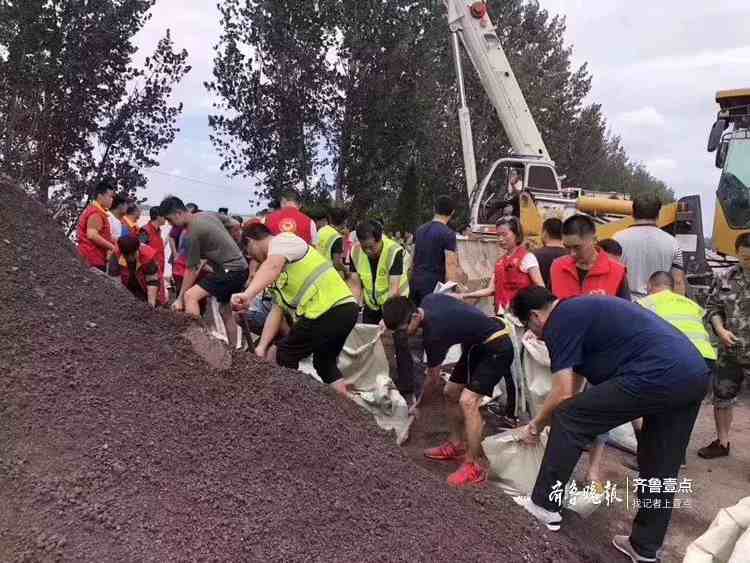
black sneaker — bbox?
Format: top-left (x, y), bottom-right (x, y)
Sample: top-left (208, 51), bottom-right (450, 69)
top-left (697, 439), bottom-right (730, 459)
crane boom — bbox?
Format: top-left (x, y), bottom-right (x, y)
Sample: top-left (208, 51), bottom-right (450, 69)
top-left (445, 0), bottom-right (551, 164)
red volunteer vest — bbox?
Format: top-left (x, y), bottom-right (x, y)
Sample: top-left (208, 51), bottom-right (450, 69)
top-left (494, 246), bottom-right (533, 310)
top-left (143, 222), bottom-right (165, 272)
top-left (266, 208), bottom-right (315, 244)
top-left (120, 245), bottom-right (163, 302)
top-left (78, 204), bottom-right (112, 268)
top-left (551, 251), bottom-right (626, 299)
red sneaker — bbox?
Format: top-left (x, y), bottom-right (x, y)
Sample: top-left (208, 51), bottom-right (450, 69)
top-left (424, 441), bottom-right (466, 461)
top-left (447, 462), bottom-right (487, 488)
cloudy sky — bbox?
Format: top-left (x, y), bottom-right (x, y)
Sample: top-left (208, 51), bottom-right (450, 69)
top-left (135, 0), bottom-right (750, 224)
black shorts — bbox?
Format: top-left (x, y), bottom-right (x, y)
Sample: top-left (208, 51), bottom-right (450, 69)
top-left (276, 302), bottom-right (359, 384)
top-left (197, 268), bottom-right (249, 304)
top-left (449, 336), bottom-right (514, 397)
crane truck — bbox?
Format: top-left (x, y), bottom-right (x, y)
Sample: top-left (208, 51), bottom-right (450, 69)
top-left (445, 0), bottom-right (716, 290)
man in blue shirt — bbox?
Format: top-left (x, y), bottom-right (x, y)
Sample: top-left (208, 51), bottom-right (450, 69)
top-left (411, 196), bottom-right (464, 305)
top-left (510, 288), bottom-right (709, 563)
top-left (383, 294), bottom-right (514, 489)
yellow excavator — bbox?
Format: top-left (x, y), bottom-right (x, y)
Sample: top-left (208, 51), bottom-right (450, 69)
top-left (445, 1), bottom-right (746, 293)
top-left (707, 89), bottom-right (750, 255)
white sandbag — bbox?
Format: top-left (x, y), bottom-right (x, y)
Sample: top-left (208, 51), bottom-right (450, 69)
top-left (483, 429), bottom-right (604, 518)
top-left (483, 428), bottom-right (547, 497)
top-left (683, 497), bottom-right (750, 563)
top-left (206, 296), bottom-right (244, 350)
top-left (607, 423), bottom-right (638, 455)
top-left (730, 527), bottom-right (750, 563)
top-left (299, 324), bottom-right (415, 445)
top-left (521, 330), bottom-right (553, 419)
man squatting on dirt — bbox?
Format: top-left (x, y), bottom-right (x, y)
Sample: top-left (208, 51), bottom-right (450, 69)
top-left (382, 293), bottom-right (515, 489)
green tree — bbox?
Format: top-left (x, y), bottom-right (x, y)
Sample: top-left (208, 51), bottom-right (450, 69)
top-left (207, 0), bottom-right (671, 223)
top-left (392, 160), bottom-right (421, 234)
top-left (206, 0), bottom-right (338, 207)
top-left (0, 0), bottom-right (189, 220)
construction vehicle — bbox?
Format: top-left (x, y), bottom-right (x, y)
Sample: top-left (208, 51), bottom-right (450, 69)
top-left (444, 0), bottom-right (711, 286)
top-left (707, 89), bottom-right (750, 257)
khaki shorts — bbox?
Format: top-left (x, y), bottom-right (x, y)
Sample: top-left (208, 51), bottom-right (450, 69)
top-left (712, 353), bottom-right (750, 408)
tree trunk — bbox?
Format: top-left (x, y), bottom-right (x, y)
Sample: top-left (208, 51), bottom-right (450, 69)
top-left (334, 86), bottom-right (354, 203)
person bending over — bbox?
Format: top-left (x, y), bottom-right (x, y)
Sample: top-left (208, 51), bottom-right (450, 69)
top-left (231, 223), bottom-right (358, 395)
top-left (382, 294), bottom-right (514, 488)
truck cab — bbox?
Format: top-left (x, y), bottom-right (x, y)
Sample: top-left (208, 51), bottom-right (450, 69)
top-left (709, 88), bottom-right (750, 255)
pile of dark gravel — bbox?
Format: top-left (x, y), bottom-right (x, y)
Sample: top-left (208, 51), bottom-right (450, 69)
top-left (0, 182), bottom-right (598, 562)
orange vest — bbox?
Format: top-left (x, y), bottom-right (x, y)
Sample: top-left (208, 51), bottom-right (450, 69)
top-left (551, 251), bottom-right (627, 299)
top-left (494, 246), bottom-right (533, 310)
top-left (120, 245), bottom-right (164, 303)
top-left (78, 204), bottom-right (112, 268)
top-left (143, 223), bottom-right (165, 272)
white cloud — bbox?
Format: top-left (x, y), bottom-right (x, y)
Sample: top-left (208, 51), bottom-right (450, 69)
top-left (614, 107), bottom-right (666, 128)
top-left (645, 158), bottom-right (678, 173)
top-left (538, 0), bottom-right (750, 232)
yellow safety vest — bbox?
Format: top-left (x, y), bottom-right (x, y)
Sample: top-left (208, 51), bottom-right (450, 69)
top-left (315, 225), bottom-right (343, 265)
top-left (638, 290), bottom-right (717, 360)
top-left (352, 236), bottom-right (410, 311)
top-left (272, 245), bottom-right (355, 320)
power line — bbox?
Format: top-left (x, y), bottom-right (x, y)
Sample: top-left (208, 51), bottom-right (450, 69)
top-left (144, 169), bottom-right (252, 192)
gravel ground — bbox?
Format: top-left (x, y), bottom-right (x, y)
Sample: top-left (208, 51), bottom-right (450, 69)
top-left (0, 182), bottom-right (603, 562)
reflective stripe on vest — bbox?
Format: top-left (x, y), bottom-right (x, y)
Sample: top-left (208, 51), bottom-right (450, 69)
top-left (638, 292), bottom-right (717, 360)
top-left (316, 225), bottom-right (342, 265)
top-left (273, 245), bottom-right (354, 320)
top-left (353, 236), bottom-right (410, 311)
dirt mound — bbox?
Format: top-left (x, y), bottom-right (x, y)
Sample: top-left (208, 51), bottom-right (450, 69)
top-left (0, 182), bottom-right (598, 562)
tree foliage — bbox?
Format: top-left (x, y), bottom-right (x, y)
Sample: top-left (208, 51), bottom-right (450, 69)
top-left (206, 0), bottom-right (338, 206)
top-left (0, 0), bottom-right (190, 225)
top-left (208, 0), bottom-right (672, 225)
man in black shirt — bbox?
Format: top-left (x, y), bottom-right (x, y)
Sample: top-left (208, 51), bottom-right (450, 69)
top-left (533, 218), bottom-right (567, 288)
top-left (411, 195), bottom-right (464, 305)
top-left (383, 294), bottom-right (514, 489)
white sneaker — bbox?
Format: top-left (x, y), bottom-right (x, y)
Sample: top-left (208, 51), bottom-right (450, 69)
top-left (512, 496), bottom-right (562, 531)
top-left (612, 535), bottom-right (657, 562)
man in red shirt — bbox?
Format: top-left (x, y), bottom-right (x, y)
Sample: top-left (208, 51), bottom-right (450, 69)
top-left (550, 214), bottom-right (629, 489)
top-left (140, 205), bottom-right (167, 305)
top-left (265, 189), bottom-right (317, 244)
top-left (78, 181), bottom-right (117, 271)
top-left (551, 215), bottom-right (630, 300)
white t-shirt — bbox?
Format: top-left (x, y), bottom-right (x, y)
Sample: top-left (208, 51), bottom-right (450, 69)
top-left (614, 225), bottom-right (683, 297)
top-left (268, 232), bottom-right (308, 264)
top-left (519, 252), bottom-right (540, 273)
top-left (109, 215), bottom-right (122, 240)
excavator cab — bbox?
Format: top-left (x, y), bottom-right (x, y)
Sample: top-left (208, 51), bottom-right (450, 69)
top-left (709, 89), bottom-right (750, 256)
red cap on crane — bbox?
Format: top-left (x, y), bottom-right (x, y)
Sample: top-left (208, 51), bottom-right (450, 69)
top-left (470, 2), bottom-right (487, 19)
